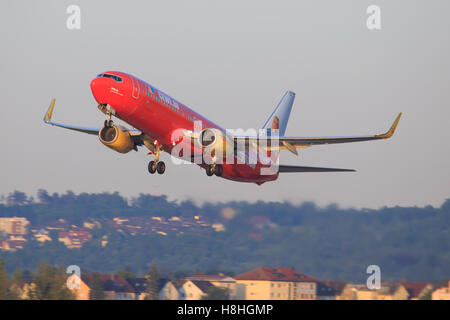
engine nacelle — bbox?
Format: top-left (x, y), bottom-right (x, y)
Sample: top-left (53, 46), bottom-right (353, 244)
top-left (197, 128), bottom-right (235, 159)
top-left (98, 125), bottom-right (135, 154)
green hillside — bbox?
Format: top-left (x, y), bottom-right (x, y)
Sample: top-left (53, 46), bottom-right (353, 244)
top-left (1, 190), bottom-right (449, 282)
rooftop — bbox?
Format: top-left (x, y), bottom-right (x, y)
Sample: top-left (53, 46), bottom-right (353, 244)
top-left (190, 280), bottom-right (215, 293)
top-left (185, 274), bottom-right (235, 283)
top-left (82, 274), bottom-right (135, 293)
top-left (234, 267), bottom-right (317, 283)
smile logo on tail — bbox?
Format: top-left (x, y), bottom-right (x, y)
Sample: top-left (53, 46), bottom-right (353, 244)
top-left (272, 116), bottom-right (280, 130)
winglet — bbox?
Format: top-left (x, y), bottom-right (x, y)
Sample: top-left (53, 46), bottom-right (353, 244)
top-left (377, 112), bottom-right (402, 139)
top-left (44, 98), bottom-right (56, 123)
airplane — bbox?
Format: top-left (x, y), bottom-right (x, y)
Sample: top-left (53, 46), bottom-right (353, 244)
top-left (43, 71), bottom-right (402, 185)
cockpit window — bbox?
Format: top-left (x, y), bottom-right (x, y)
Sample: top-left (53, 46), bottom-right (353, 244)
top-left (97, 73), bottom-right (123, 82)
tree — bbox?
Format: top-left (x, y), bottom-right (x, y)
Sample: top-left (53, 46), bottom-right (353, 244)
top-left (37, 189), bottom-right (53, 205)
top-left (8, 269), bottom-right (23, 300)
top-left (0, 259), bottom-right (10, 299)
top-left (32, 261), bottom-right (74, 300)
top-left (441, 198), bottom-right (450, 214)
top-left (117, 266), bottom-right (135, 279)
top-left (88, 273), bottom-right (105, 300)
top-left (419, 289), bottom-right (432, 300)
top-left (21, 270), bottom-right (33, 284)
top-left (145, 264), bottom-right (160, 300)
top-left (7, 191), bottom-right (29, 206)
top-left (201, 286), bottom-right (229, 300)
top-left (12, 269), bottom-right (22, 286)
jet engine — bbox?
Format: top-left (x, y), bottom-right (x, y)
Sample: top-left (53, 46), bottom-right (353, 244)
top-left (197, 128), bottom-right (235, 159)
top-left (98, 125), bottom-right (135, 154)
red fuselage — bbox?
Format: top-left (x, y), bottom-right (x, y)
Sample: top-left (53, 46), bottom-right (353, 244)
top-left (90, 71), bottom-right (278, 184)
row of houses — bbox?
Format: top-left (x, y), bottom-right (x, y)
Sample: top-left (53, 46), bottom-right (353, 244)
top-left (0, 215), bottom-right (225, 251)
top-left (0, 217), bottom-right (97, 250)
top-left (65, 267), bottom-right (450, 300)
top-left (107, 215), bottom-right (224, 235)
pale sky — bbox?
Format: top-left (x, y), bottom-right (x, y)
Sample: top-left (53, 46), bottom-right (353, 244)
top-left (1, 0), bottom-right (449, 208)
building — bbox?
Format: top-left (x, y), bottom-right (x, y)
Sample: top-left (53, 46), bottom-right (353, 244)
top-left (78, 274), bottom-right (137, 300)
top-left (345, 284), bottom-right (376, 300)
top-left (346, 282), bottom-right (409, 300)
top-left (184, 274), bottom-right (236, 299)
top-left (0, 240), bottom-right (8, 250)
top-left (126, 278), bottom-right (149, 300)
top-left (180, 280), bottom-right (215, 300)
top-left (101, 274), bottom-right (136, 300)
top-left (33, 228), bottom-right (52, 243)
top-left (46, 219), bottom-right (69, 231)
top-left (399, 281), bottom-right (433, 300)
top-left (159, 281), bottom-right (182, 300)
top-left (58, 229), bottom-right (92, 248)
top-left (0, 217), bottom-right (29, 235)
top-left (67, 274), bottom-right (153, 300)
top-left (0, 217), bottom-right (30, 251)
top-left (316, 281), bottom-right (350, 300)
top-left (66, 274), bottom-right (91, 300)
top-left (432, 281), bottom-right (450, 300)
top-left (376, 283), bottom-right (409, 300)
top-left (234, 267), bottom-right (319, 300)
top-left (6, 236), bottom-right (27, 250)
top-left (0, 237), bottom-right (27, 251)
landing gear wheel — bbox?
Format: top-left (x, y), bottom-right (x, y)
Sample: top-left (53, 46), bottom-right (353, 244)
top-left (215, 164), bottom-right (223, 177)
top-left (156, 161), bottom-right (166, 174)
top-left (148, 161), bottom-right (157, 174)
top-left (104, 119), bottom-right (114, 128)
top-left (206, 165), bottom-right (214, 176)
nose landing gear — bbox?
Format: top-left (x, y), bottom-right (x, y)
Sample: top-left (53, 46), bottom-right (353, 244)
top-left (99, 104), bottom-right (116, 128)
top-left (104, 119), bottom-right (114, 128)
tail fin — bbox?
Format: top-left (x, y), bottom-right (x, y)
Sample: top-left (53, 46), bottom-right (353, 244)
top-left (262, 91), bottom-right (295, 137)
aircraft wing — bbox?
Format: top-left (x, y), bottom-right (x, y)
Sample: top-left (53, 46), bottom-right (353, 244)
top-left (234, 113), bottom-right (402, 155)
top-left (43, 98), bottom-right (100, 135)
top-left (43, 98), bottom-right (142, 136)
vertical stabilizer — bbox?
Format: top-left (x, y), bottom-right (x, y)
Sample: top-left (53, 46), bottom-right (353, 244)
top-left (262, 91), bottom-right (295, 137)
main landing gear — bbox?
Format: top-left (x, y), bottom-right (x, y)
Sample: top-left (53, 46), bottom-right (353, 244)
top-left (206, 164), bottom-right (223, 177)
top-left (148, 160), bottom-right (165, 175)
top-left (147, 142), bottom-right (165, 175)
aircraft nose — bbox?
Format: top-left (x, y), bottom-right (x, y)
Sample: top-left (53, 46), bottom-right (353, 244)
top-left (90, 77), bottom-right (108, 104)
top-left (90, 77), bottom-right (100, 94)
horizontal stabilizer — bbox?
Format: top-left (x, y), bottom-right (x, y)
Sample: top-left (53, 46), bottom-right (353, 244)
top-left (278, 165), bottom-right (355, 173)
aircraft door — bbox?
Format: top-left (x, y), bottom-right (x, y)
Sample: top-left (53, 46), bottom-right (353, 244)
top-left (131, 77), bottom-right (140, 99)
